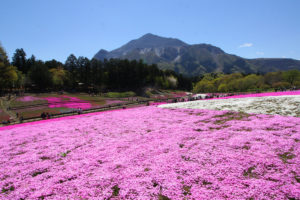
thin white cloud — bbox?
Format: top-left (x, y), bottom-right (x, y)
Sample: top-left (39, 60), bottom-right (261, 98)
top-left (256, 51), bottom-right (264, 56)
top-left (239, 43), bottom-right (253, 48)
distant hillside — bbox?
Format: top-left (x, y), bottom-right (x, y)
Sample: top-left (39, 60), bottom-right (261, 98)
top-left (247, 58), bottom-right (300, 73)
top-left (94, 33), bottom-right (300, 76)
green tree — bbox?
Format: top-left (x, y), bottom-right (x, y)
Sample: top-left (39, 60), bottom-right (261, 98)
top-left (65, 54), bottom-right (78, 88)
top-left (272, 81), bottom-right (291, 90)
top-left (193, 79), bottom-right (216, 93)
top-left (0, 63), bottom-right (18, 91)
top-left (15, 70), bottom-right (25, 89)
top-left (242, 74), bottom-right (263, 91)
top-left (218, 83), bottom-right (229, 92)
top-left (0, 42), bottom-right (9, 65)
top-left (0, 43), bottom-right (22, 92)
top-left (28, 61), bottom-right (52, 90)
top-left (264, 71), bottom-right (282, 87)
top-left (282, 70), bottom-right (300, 86)
top-left (227, 79), bottom-right (241, 92)
top-left (77, 56), bottom-right (91, 88)
top-left (65, 54), bottom-right (78, 72)
top-left (50, 66), bottom-right (68, 90)
top-left (12, 48), bottom-right (27, 73)
top-left (45, 59), bottom-right (63, 69)
top-left (26, 55), bottom-right (36, 70)
top-left (90, 58), bottom-right (103, 90)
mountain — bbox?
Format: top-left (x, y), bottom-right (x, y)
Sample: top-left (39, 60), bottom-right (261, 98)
top-left (94, 33), bottom-right (300, 76)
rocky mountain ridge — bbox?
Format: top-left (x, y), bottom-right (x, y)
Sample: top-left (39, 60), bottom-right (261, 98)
top-left (94, 33), bottom-right (300, 76)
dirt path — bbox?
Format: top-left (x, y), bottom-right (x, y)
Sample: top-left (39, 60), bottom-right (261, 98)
top-left (0, 96), bottom-right (19, 123)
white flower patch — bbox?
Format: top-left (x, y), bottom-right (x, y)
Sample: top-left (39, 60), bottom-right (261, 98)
top-left (159, 95), bottom-right (300, 117)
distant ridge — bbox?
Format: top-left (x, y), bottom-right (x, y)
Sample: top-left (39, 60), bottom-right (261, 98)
top-left (94, 33), bottom-right (300, 76)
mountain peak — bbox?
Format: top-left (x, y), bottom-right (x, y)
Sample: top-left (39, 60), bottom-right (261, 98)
top-left (94, 33), bottom-right (188, 59)
top-left (139, 33), bottom-right (167, 41)
top-left (94, 49), bottom-right (108, 60)
top-left (121, 33), bottom-right (187, 50)
top-left (140, 33), bottom-right (157, 38)
top-left (93, 34), bottom-right (300, 76)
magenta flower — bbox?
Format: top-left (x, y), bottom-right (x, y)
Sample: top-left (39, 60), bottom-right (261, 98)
top-left (0, 104), bottom-right (299, 199)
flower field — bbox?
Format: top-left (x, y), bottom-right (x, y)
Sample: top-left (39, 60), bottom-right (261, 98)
top-left (7, 94), bottom-right (129, 120)
top-left (42, 96), bottom-right (92, 110)
top-left (0, 97), bottom-right (299, 199)
top-left (160, 92), bottom-right (300, 117)
top-left (14, 94), bottom-right (129, 108)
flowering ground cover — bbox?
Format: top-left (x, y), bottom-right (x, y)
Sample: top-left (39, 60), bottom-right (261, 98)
top-left (9, 94), bottom-right (130, 119)
top-left (43, 96), bottom-right (92, 110)
top-left (12, 96), bottom-right (47, 108)
top-left (0, 106), bottom-right (299, 199)
top-left (14, 94), bottom-right (128, 109)
top-left (160, 93), bottom-right (300, 117)
top-left (211, 90), bottom-right (300, 100)
top-left (170, 91), bottom-right (188, 98)
top-left (150, 90), bottom-right (188, 99)
top-left (105, 100), bottom-right (125, 105)
top-left (11, 95), bottom-right (88, 119)
top-left (17, 96), bottom-right (44, 102)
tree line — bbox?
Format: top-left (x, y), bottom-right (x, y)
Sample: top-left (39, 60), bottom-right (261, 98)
top-left (1, 43), bottom-right (299, 95)
top-left (193, 70), bottom-right (300, 93)
top-left (0, 44), bottom-right (192, 95)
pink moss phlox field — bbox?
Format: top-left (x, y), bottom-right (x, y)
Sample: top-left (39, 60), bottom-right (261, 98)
top-left (105, 100), bottom-right (124, 105)
top-left (171, 92), bottom-right (188, 98)
top-left (149, 102), bottom-right (166, 106)
top-left (210, 90), bottom-right (300, 100)
top-left (0, 106), bottom-right (139, 132)
top-left (43, 95), bottom-right (91, 109)
top-left (17, 96), bottom-right (43, 102)
top-left (0, 106), bottom-right (299, 199)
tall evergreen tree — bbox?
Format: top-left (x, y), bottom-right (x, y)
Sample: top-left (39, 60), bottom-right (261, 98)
top-left (65, 54), bottom-right (78, 87)
top-left (0, 42), bottom-right (9, 65)
top-left (77, 56), bottom-right (90, 87)
top-left (45, 59), bottom-right (63, 69)
top-left (12, 48), bottom-right (27, 73)
top-left (28, 60), bottom-right (52, 90)
top-left (65, 54), bottom-right (77, 72)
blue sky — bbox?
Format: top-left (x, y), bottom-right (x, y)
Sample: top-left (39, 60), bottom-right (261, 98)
top-left (1, 0), bottom-right (299, 62)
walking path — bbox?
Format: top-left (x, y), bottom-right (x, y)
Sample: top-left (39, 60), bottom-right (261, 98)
top-left (0, 96), bottom-right (19, 123)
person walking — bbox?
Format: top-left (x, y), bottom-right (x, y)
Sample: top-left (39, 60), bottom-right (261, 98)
top-left (41, 112), bottom-right (46, 119)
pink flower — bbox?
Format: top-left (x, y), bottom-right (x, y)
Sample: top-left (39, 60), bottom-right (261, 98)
top-left (0, 102), bottom-right (299, 199)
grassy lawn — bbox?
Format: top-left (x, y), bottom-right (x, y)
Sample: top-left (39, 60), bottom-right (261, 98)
top-left (10, 99), bottom-right (48, 108)
top-left (11, 93), bottom-right (105, 108)
top-left (3, 90), bottom-right (187, 122)
top-left (17, 107), bottom-right (64, 119)
top-left (9, 93), bottom-right (133, 119)
top-left (64, 94), bottom-right (107, 107)
top-left (7, 90), bottom-right (187, 120)
top-left (105, 91), bottom-right (136, 98)
top-left (146, 89), bottom-right (188, 99)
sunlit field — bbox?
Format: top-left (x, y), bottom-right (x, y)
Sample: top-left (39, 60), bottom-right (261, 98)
top-left (0, 91), bottom-right (299, 199)
top-left (160, 91), bottom-right (300, 117)
top-left (0, 91), bottom-right (187, 122)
